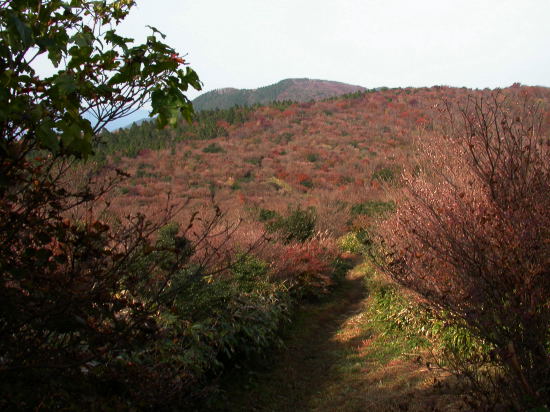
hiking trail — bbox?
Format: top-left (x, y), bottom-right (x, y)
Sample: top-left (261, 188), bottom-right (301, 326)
top-left (219, 263), bottom-right (469, 412)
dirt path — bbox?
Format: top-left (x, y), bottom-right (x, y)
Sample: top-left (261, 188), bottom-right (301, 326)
top-left (217, 265), bottom-right (468, 412)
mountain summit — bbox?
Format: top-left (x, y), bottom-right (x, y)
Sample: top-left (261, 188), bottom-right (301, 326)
top-left (192, 78), bottom-right (366, 111)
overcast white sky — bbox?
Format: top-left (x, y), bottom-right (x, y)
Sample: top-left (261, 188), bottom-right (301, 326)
top-left (120, 0), bottom-right (549, 99)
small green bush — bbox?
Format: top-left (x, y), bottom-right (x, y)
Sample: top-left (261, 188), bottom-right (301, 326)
top-left (337, 232), bottom-right (366, 254)
top-left (351, 200), bottom-right (396, 217)
top-left (258, 208), bottom-right (280, 222)
top-left (274, 132), bottom-right (293, 144)
top-left (244, 156), bottom-right (263, 166)
top-left (125, 226), bottom-right (293, 407)
top-left (266, 206), bottom-right (317, 244)
top-left (202, 142), bottom-right (225, 153)
top-left (231, 253), bottom-right (270, 292)
top-left (138, 162), bottom-right (155, 170)
top-left (339, 175), bottom-right (354, 185)
top-left (238, 170), bottom-right (254, 183)
top-left (136, 168), bottom-right (159, 178)
top-left (371, 167), bottom-right (396, 182)
top-left (307, 153), bottom-right (319, 162)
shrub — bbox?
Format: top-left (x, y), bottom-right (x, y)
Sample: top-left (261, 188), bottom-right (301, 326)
top-left (377, 93), bottom-right (550, 408)
top-left (102, 224), bottom-right (292, 408)
top-left (230, 253), bottom-right (270, 291)
top-left (279, 132), bottom-right (294, 143)
top-left (136, 169), bottom-right (159, 178)
top-left (258, 208), bottom-right (280, 222)
top-left (0, 0), bottom-right (201, 403)
top-left (371, 167), bottom-right (396, 182)
top-left (350, 200), bottom-right (396, 217)
top-left (337, 232), bottom-right (366, 254)
top-left (307, 153), bottom-right (319, 162)
top-left (238, 170), bottom-right (254, 183)
top-left (271, 234), bottom-right (339, 298)
top-left (202, 142), bottom-right (225, 153)
top-left (266, 206), bottom-right (317, 244)
top-left (138, 162), bottom-right (155, 170)
top-left (244, 156), bottom-right (263, 167)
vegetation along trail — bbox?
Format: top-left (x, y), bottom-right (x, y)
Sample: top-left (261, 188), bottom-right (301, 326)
top-left (218, 262), bottom-right (469, 412)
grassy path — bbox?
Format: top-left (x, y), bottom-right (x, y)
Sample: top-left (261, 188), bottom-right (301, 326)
top-left (216, 264), bottom-right (468, 412)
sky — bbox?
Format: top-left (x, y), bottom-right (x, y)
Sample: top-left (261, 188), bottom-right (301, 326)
top-left (117, 0), bottom-right (550, 100)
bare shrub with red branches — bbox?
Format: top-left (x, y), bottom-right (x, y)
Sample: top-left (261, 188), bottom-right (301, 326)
top-left (378, 92), bottom-right (549, 408)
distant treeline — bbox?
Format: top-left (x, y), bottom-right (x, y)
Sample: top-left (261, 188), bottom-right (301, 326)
top-left (95, 105), bottom-right (253, 160)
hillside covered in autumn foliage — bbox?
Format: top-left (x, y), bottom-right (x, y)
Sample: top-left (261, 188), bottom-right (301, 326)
top-left (90, 83), bottom-right (550, 409)
top-left (6, 80), bottom-right (550, 410)
top-left (98, 84), bottom-right (548, 234)
top-left (99, 85), bottom-right (437, 227)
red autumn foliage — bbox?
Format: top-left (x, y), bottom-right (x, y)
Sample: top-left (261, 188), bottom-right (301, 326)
top-left (260, 234), bottom-right (338, 296)
top-left (378, 92), bottom-right (550, 407)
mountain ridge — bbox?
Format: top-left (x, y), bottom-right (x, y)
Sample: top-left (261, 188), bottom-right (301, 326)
top-left (192, 78), bottom-right (366, 111)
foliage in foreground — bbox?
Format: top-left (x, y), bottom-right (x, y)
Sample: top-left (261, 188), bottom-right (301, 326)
top-left (0, 0), bottom-right (201, 162)
top-left (377, 92), bottom-right (550, 409)
top-left (0, 191), bottom-right (343, 410)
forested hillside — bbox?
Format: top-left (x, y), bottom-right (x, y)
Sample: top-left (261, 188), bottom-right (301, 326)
top-left (191, 78), bottom-right (366, 111)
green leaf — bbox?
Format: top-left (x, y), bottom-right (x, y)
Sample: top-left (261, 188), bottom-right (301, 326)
top-left (42, 31), bottom-right (69, 67)
top-left (67, 135), bottom-right (93, 158)
top-left (36, 119), bottom-right (59, 152)
top-left (105, 30), bottom-right (130, 53)
top-left (184, 67), bottom-right (202, 91)
top-left (72, 29), bottom-right (93, 50)
top-left (9, 15), bottom-right (33, 48)
top-left (53, 73), bottom-right (77, 94)
top-left (146, 25), bottom-right (166, 39)
top-left (60, 121), bottom-right (80, 147)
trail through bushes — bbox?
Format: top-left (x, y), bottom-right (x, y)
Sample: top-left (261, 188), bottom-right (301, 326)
top-left (218, 263), bottom-right (472, 412)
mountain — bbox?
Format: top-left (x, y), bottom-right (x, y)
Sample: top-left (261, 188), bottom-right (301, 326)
top-left (192, 78), bottom-right (366, 111)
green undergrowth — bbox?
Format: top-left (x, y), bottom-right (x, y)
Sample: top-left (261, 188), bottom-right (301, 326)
top-left (217, 258), bottom-right (489, 411)
top-left (8, 220), bottom-right (351, 410)
top-left (216, 262), bottom-right (422, 411)
top-left (143, 223), bottom-right (353, 409)
top-left (361, 262), bottom-right (550, 410)
top-left (363, 261), bottom-right (492, 368)
top-left (215, 265), bottom-right (368, 411)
